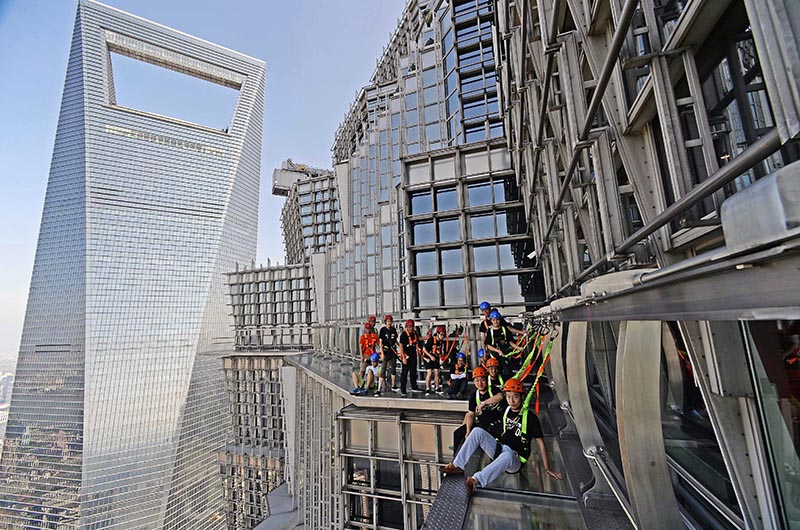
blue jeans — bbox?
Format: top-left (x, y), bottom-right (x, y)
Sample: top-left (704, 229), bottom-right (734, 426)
top-left (452, 427), bottom-right (521, 488)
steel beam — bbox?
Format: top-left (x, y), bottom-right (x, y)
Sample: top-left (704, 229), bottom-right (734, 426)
top-left (565, 321), bottom-right (614, 500)
top-left (616, 320), bottom-right (683, 529)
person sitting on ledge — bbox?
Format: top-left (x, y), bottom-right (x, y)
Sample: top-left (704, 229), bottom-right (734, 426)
top-left (364, 353), bottom-right (384, 396)
top-left (451, 366), bottom-right (503, 452)
top-left (441, 378), bottom-right (563, 495)
top-left (485, 357), bottom-right (504, 388)
top-left (447, 352), bottom-right (470, 399)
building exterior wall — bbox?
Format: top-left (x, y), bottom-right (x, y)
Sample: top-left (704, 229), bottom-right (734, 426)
top-left (219, 355), bottom-right (285, 530)
top-left (227, 265), bottom-right (315, 351)
top-left (273, 160), bottom-right (341, 265)
top-left (0, 2), bottom-right (264, 528)
top-left (325, 0), bottom-right (541, 324)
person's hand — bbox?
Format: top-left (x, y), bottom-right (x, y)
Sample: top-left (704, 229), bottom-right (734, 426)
top-left (476, 402), bottom-right (485, 414)
top-left (545, 468), bottom-right (563, 480)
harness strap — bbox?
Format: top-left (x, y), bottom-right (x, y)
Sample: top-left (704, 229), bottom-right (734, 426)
top-left (502, 405), bottom-right (529, 463)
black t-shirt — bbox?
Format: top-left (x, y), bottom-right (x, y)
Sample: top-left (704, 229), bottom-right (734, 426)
top-left (485, 325), bottom-right (513, 353)
top-left (468, 385), bottom-right (503, 413)
top-left (499, 407), bottom-right (543, 461)
top-left (472, 396), bottom-right (507, 434)
top-left (379, 326), bottom-right (398, 354)
top-left (424, 336), bottom-right (444, 359)
top-left (398, 329), bottom-right (419, 357)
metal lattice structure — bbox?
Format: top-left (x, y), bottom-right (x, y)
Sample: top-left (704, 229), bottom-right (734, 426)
top-left (219, 355), bottom-right (286, 530)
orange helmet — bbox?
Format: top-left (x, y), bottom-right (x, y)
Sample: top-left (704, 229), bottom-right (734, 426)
top-left (405, 319), bottom-right (415, 328)
top-left (485, 358), bottom-right (500, 368)
top-left (436, 325), bottom-right (446, 334)
top-left (503, 378), bottom-right (525, 394)
top-left (364, 322), bottom-right (374, 330)
top-left (384, 314), bottom-right (393, 322)
top-left (472, 366), bottom-right (488, 378)
top-left (368, 315), bottom-right (377, 323)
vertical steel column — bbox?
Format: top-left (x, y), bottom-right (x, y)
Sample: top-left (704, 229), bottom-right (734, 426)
top-left (565, 320), bottom-right (613, 498)
top-left (616, 320), bottom-right (683, 529)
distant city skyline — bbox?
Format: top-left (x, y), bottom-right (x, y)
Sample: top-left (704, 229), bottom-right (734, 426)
top-left (0, 0), bottom-right (405, 355)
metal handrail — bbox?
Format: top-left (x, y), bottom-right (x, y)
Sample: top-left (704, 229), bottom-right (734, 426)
top-left (584, 445), bottom-right (638, 529)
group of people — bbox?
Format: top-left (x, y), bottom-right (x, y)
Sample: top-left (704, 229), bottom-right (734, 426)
top-left (350, 301), bottom-right (529, 397)
top-left (348, 301), bottom-right (564, 496)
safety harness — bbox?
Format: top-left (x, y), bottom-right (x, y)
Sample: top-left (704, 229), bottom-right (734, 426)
top-left (502, 406), bottom-right (530, 464)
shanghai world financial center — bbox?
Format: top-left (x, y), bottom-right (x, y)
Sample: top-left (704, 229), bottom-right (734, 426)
top-left (4, 0), bottom-right (800, 529)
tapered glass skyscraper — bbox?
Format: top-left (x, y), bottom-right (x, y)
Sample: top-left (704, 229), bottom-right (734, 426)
top-left (0, 1), bottom-right (265, 528)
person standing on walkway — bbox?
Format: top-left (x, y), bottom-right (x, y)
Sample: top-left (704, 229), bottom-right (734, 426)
top-left (379, 314), bottom-right (399, 392)
top-left (398, 319), bottom-right (422, 396)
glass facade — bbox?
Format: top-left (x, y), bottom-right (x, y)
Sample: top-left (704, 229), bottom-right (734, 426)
top-left (227, 265), bottom-right (315, 351)
top-left (326, 0), bottom-right (538, 323)
top-left (0, 2), bottom-right (265, 528)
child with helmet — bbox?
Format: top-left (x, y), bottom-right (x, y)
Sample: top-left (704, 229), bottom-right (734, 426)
top-left (442, 378), bottom-right (563, 495)
top-left (447, 352), bottom-right (470, 399)
top-left (351, 322), bottom-right (380, 394)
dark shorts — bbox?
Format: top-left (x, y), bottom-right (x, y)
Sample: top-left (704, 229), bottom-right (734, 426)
top-left (424, 358), bottom-right (440, 370)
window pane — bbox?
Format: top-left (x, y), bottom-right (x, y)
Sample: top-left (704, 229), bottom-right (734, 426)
top-left (499, 243), bottom-right (515, 269)
top-left (439, 218), bottom-right (461, 242)
top-left (490, 148), bottom-right (511, 170)
top-left (464, 151), bottom-right (490, 174)
top-left (474, 245), bottom-right (497, 271)
top-left (443, 278), bottom-right (466, 305)
top-left (422, 68), bottom-right (437, 87)
top-left (409, 164), bottom-right (428, 187)
top-left (493, 180), bottom-right (507, 203)
top-left (425, 104), bottom-right (440, 123)
top-left (376, 421), bottom-right (399, 454)
top-left (413, 222), bottom-right (435, 245)
top-left (436, 188), bottom-right (458, 210)
top-left (417, 280), bottom-right (439, 307)
top-left (411, 191), bottom-right (433, 214)
top-left (441, 248), bottom-right (462, 274)
top-left (470, 214), bottom-right (494, 238)
top-left (501, 275), bottom-right (524, 303)
top-left (433, 157), bottom-right (456, 180)
top-left (495, 211), bottom-right (510, 236)
top-left (475, 276), bottom-right (501, 302)
top-left (415, 251), bottom-right (437, 276)
top-left (377, 498), bottom-right (404, 529)
top-left (468, 183), bottom-right (492, 206)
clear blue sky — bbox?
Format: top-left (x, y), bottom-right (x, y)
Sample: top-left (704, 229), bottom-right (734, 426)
top-left (0, 0), bottom-right (404, 355)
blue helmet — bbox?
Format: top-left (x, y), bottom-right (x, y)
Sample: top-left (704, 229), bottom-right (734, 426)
top-left (489, 309), bottom-right (502, 319)
top-left (370, 353), bottom-right (381, 363)
top-left (477, 348), bottom-right (485, 358)
top-left (456, 352), bottom-right (466, 360)
top-left (479, 301), bottom-right (491, 311)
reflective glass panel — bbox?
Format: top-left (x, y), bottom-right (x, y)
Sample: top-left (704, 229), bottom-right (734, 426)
top-left (501, 275), bottom-right (524, 303)
top-left (436, 188), bottom-right (458, 210)
top-left (439, 218), bottom-right (460, 242)
top-left (470, 214), bottom-right (494, 238)
top-left (417, 280), bottom-right (439, 307)
top-left (441, 248), bottom-right (463, 274)
top-left (411, 192), bottom-right (433, 214)
top-left (473, 245), bottom-right (497, 271)
top-left (443, 278), bottom-right (466, 305)
top-left (468, 183), bottom-right (492, 206)
top-left (413, 222), bottom-right (436, 245)
top-left (475, 276), bottom-right (501, 302)
top-left (415, 251), bottom-right (437, 276)
top-left (498, 243), bottom-right (515, 269)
